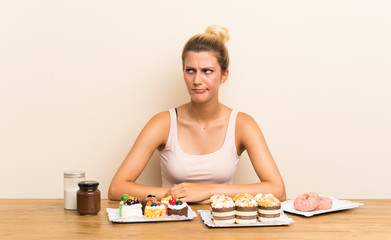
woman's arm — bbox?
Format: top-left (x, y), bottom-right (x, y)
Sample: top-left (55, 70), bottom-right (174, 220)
top-left (108, 111), bottom-right (171, 201)
top-left (168, 112), bottom-right (286, 202)
top-left (234, 112), bottom-right (286, 201)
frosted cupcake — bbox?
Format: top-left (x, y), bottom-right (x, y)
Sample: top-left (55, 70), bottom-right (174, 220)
top-left (255, 193), bottom-right (281, 222)
top-left (209, 194), bottom-right (227, 212)
top-left (232, 193), bottom-right (254, 202)
top-left (234, 197), bottom-right (258, 224)
top-left (210, 196), bottom-right (235, 224)
top-left (210, 194), bottom-right (227, 204)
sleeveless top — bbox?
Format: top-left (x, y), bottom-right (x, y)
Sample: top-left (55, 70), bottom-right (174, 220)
top-left (159, 108), bottom-right (240, 187)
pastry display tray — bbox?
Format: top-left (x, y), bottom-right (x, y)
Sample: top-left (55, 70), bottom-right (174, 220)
top-left (281, 197), bottom-right (363, 217)
top-left (198, 210), bottom-right (294, 228)
top-left (106, 207), bottom-right (197, 223)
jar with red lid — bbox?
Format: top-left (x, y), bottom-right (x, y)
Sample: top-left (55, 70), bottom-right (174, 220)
top-left (77, 181), bottom-right (101, 215)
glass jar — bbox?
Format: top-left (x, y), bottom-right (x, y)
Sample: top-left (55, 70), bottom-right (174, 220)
top-left (64, 171), bottom-right (85, 210)
top-left (77, 181), bottom-right (101, 215)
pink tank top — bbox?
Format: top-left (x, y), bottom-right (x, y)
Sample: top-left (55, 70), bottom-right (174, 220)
top-left (159, 108), bottom-right (240, 187)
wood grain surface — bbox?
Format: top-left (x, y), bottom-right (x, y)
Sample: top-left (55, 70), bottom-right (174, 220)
top-left (0, 199), bottom-right (389, 239)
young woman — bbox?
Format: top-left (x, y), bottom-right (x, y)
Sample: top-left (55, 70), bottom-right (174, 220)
top-left (108, 26), bottom-right (286, 203)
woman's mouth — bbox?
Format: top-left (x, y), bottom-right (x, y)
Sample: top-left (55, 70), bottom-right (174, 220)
top-left (192, 89), bottom-right (206, 93)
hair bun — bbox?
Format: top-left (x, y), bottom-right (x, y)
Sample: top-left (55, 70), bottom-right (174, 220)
top-left (205, 25), bottom-right (230, 43)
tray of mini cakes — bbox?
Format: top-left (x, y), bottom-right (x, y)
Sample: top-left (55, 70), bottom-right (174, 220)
top-left (281, 192), bottom-right (364, 217)
top-left (198, 193), bottom-right (294, 228)
top-left (106, 194), bottom-right (197, 223)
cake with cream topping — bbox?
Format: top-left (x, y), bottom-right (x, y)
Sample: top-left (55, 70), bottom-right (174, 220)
top-left (210, 193), bottom-right (227, 204)
top-left (210, 195), bottom-right (235, 224)
top-left (232, 193), bottom-right (254, 202)
top-left (166, 196), bottom-right (188, 217)
top-left (234, 196), bottom-right (258, 224)
top-left (255, 193), bottom-right (281, 222)
top-left (119, 194), bottom-right (143, 218)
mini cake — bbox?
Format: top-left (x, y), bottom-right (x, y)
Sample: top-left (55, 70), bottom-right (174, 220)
top-left (141, 194), bottom-right (158, 214)
top-left (161, 196), bottom-right (171, 215)
top-left (167, 196), bottom-right (188, 217)
top-left (210, 196), bottom-right (235, 224)
top-left (255, 193), bottom-right (281, 222)
top-left (232, 193), bottom-right (254, 202)
top-left (119, 194), bottom-right (143, 218)
top-left (210, 193), bottom-right (227, 204)
top-left (144, 199), bottom-right (166, 218)
top-left (161, 196), bottom-right (171, 205)
top-left (209, 194), bottom-right (227, 212)
top-left (234, 197), bottom-right (258, 224)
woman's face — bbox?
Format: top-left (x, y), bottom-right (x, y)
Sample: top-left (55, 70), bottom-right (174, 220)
top-left (183, 51), bottom-right (228, 104)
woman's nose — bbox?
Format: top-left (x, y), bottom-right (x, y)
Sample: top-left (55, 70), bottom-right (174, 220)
top-left (193, 72), bottom-right (201, 85)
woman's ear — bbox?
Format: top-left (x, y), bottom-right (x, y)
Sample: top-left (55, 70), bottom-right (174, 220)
top-left (220, 69), bottom-right (229, 84)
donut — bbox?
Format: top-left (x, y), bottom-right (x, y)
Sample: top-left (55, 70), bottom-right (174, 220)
top-left (316, 196), bottom-right (333, 210)
top-left (294, 192), bottom-right (321, 212)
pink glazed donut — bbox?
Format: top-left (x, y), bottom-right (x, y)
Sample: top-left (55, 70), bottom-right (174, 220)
top-left (316, 196), bottom-right (333, 210)
top-left (294, 192), bottom-right (320, 212)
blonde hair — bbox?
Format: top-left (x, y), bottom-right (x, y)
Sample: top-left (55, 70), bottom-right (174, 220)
top-left (181, 25), bottom-right (230, 71)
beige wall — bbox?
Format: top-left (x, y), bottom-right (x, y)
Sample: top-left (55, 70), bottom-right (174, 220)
top-left (1, 0), bottom-right (390, 199)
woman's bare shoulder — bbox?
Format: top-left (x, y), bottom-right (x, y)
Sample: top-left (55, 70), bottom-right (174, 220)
top-left (236, 111), bottom-right (263, 141)
top-left (151, 110), bottom-right (170, 121)
top-left (136, 110), bottom-right (171, 150)
top-left (145, 110), bottom-right (171, 130)
top-left (236, 111), bottom-right (259, 128)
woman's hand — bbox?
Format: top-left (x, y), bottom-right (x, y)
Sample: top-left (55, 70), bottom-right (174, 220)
top-left (165, 183), bottom-right (212, 203)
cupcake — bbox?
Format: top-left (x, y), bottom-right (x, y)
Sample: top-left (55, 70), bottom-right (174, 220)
top-left (232, 193), bottom-right (254, 202)
top-left (234, 197), bottom-right (258, 224)
top-left (210, 196), bottom-right (235, 224)
top-left (210, 193), bottom-right (227, 204)
top-left (119, 194), bottom-right (143, 218)
top-left (166, 196), bottom-right (188, 217)
top-left (255, 193), bottom-right (281, 222)
top-left (209, 194), bottom-right (227, 212)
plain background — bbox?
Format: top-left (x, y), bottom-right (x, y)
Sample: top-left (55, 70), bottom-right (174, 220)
top-left (1, 0), bottom-right (390, 199)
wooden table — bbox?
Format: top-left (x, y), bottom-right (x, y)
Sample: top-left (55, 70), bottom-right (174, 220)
top-left (0, 199), bottom-right (390, 239)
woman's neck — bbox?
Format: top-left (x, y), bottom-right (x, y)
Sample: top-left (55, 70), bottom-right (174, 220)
top-left (186, 100), bottom-right (223, 123)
